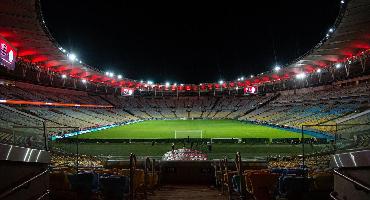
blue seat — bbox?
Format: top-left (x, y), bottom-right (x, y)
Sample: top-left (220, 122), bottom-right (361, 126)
top-left (100, 175), bottom-right (130, 200)
top-left (68, 172), bottom-right (98, 198)
top-left (271, 168), bottom-right (284, 174)
top-left (281, 168), bottom-right (307, 176)
top-left (279, 176), bottom-right (308, 199)
top-left (232, 175), bottom-right (241, 193)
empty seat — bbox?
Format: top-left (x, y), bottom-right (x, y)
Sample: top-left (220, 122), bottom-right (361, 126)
top-left (100, 175), bottom-right (129, 200)
top-left (245, 170), bottom-right (279, 200)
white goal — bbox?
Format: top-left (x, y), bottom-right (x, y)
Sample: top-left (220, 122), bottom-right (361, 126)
top-left (174, 130), bottom-right (203, 139)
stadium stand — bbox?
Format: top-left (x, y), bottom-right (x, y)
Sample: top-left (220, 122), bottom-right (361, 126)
top-left (1, 0), bottom-right (370, 199)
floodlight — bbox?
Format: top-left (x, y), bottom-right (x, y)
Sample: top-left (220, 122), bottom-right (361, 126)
top-left (68, 53), bottom-right (77, 61)
top-left (274, 66), bottom-right (281, 72)
top-left (165, 82), bottom-right (170, 87)
top-left (219, 80), bottom-right (224, 84)
top-left (117, 75), bottom-right (123, 79)
top-left (335, 63), bottom-right (342, 69)
top-left (81, 79), bottom-right (87, 83)
top-left (316, 68), bottom-right (322, 73)
top-left (61, 74), bottom-right (67, 79)
top-left (296, 73), bottom-right (306, 79)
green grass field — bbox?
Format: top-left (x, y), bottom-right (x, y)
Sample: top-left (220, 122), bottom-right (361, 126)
top-left (77, 120), bottom-right (305, 139)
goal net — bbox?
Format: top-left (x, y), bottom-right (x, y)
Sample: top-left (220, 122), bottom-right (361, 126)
top-left (174, 130), bottom-right (203, 139)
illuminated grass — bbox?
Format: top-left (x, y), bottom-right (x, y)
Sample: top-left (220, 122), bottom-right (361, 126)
top-left (77, 120), bottom-right (304, 139)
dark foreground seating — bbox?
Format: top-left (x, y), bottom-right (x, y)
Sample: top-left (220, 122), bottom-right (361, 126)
top-left (100, 175), bottom-right (130, 200)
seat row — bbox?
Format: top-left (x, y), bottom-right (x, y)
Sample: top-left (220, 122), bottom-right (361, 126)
top-left (50, 154), bottom-right (160, 200)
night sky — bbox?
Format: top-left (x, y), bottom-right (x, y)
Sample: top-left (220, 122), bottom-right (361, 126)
top-left (41, 0), bottom-right (341, 84)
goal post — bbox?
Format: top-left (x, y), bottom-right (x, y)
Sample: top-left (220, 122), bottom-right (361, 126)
top-left (174, 130), bottom-right (203, 139)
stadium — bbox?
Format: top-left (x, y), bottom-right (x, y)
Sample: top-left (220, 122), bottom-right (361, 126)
top-left (0, 0), bottom-right (369, 199)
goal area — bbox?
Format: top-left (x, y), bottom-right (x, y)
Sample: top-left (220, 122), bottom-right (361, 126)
top-left (174, 130), bottom-right (203, 139)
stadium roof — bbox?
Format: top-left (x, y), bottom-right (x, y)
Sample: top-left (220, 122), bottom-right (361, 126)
top-left (0, 0), bottom-right (369, 89)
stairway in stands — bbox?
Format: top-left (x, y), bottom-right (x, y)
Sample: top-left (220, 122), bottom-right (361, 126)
top-left (148, 185), bottom-right (226, 200)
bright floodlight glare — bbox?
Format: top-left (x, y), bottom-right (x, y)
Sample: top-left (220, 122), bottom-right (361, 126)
top-left (219, 80), bottom-right (224, 84)
top-left (108, 72), bottom-right (114, 77)
top-left (61, 74), bottom-right (67, 79)
top-left (147, 81), bottom-right (153, 85)
top-left (68, 53), bottom-right (77, 61)
top-left (240, 77), bottom-right (244, 81)
top-left (250, 75), bottom-right (254, 78)
top-left (316, 68), bottom-right (322, 73)
top-left (81, 79), bottom-right (87, 83)
top-left (335, 63), bottom-right (342, 69)
top-left (296, 73), bottom-right (306, 79)
top-left (117, 75), bottom-right (122, 79)
top-left (174, 83), bottom-right (177, 86)
top-left (165, 82), bottom-right (170, 87)
top-left (105, 71), bottom-right (109, 76)
top-left (341, 0), bottom-right (344, 4)
top-left (274, 66), bottom-right (281, 72)
top-left (329, 28), bottom-right (334, 33)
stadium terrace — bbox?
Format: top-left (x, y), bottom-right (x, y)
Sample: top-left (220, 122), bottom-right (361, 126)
top-left (0, 0), bottom-right (370, 200)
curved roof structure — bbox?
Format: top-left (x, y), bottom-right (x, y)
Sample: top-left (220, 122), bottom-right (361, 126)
top-left (0, 0), bottom-right (139, 88)
top-left (248, 0), bottom-right (370, 85)
top-left (0, 0), bottom-right (369, 90)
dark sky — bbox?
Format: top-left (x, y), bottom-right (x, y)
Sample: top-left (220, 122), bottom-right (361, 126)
top-left (41, 0), bottom-right (341, 84)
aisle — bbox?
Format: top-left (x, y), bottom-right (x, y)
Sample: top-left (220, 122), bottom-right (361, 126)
top-left (147, 185), bottom-right (227, 200)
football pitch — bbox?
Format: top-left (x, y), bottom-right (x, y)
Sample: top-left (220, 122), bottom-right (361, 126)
top-left (77, 119), bottom-right (305, 139)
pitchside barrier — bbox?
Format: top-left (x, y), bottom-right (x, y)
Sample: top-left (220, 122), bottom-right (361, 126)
top-left (56, 137), bottom-right (332, 145)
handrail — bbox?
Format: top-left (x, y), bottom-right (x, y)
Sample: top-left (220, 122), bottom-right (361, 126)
top-left (235, 152), bottom-right (246, 200)
top-left (129, 153), bottom-right (137, 200)
top-left (334, 169), bottom-right (370, 192)
top-left (0, 169), bottom-right (49, 199)
top-left (35, 189), bottom-right (50, 200)
top-left (330, 192), bottom-right (343, 200)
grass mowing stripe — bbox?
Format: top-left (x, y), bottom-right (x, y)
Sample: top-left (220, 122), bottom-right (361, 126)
top-left (76, 119), bottom-right (309, 139)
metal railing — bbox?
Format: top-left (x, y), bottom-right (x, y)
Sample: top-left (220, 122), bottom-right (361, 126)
top-left (0, 169), bottom-right (49, 199)
top-left (334, 169), bottom-right (370, 192)
top-left (330, 168), bottom-right (370, 200)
